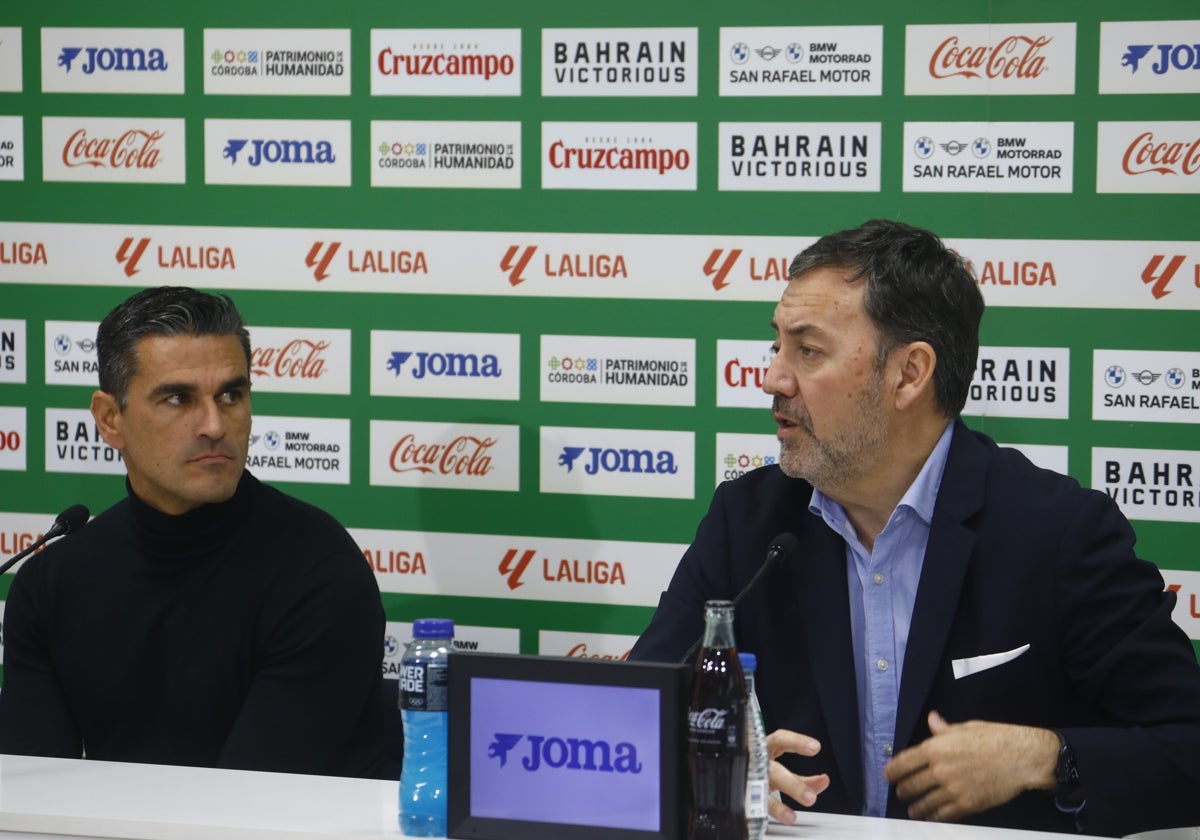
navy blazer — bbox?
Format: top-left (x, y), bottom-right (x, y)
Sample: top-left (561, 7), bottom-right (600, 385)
top-left (631, 421), bottom-right (1200, 836)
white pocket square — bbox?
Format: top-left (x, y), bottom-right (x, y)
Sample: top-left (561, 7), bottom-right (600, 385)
top-left (952, 644), bottom-right (1031, 679)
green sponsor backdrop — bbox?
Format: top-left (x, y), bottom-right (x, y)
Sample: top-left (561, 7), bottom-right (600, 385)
top-left (1, 0), bottom-right (1197, 659)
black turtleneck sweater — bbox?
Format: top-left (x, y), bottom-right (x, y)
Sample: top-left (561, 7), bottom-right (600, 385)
top-left (0, 472), bottom-right (386, 779)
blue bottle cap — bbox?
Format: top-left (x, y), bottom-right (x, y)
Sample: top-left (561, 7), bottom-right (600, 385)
top-left (738, 652), bottom-right (757, 672)
top-left (412, 618), bottom-right (455, 639)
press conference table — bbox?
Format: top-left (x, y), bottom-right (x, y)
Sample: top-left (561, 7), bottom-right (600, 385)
top-left (0, 753), bottom-right (1142, 840)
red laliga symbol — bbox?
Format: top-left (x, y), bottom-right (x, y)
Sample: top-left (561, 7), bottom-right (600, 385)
top-left (305, 241), bottom-right (341, 282)
top-left (499, 548), bottom-right (536, 590)
top-left (116, 236), bottom-right (151, 277)
top-left (704, 248), bottom-right (742, 291)
top-left (500, 245), bottom-right (537, 286)
top-left (1141, 254), bottom-right (1187, 300)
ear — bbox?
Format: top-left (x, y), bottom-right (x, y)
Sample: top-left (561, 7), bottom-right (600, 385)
top-left (90, 390), bottom-right (126, 451)
top-left (892, 342), bottom-right (937, 412)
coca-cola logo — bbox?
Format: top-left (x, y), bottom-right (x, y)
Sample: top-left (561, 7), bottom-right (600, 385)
top-left (251, 339), bottom-right (330, 380)
top-left (1122, 131), bottom-right (1200, 176)
top-left (565, 643), bottom-right (631, 661)
top-left (62, 128), bottom-right (164, 169)
top-left (928, 35), bottom-right (1051, 80)
top-left (389, 433), bottom-right (495, 476)
top-left (688, 708), bottom-right (730, 730)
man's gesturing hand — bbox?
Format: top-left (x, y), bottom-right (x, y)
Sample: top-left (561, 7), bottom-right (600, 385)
top-left (883, 711), bottom-right (1059, 823)
top-left (764, 729), bottom-right (831, 825)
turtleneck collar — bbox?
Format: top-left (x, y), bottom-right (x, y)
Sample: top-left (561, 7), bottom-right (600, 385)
top-left (127, 472), bottom-right (256, 563)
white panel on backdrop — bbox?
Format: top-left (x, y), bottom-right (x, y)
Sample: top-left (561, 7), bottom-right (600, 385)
top-left (0, 407), bottom-right (26, 472)
top-left (1093, 349), bottom-right (1200, 424)
top-left (0, 116), bottom-right (24, 181)
top-left (1096, 121), bottom-right (1200, 194)
top-left (715, 340), bottom-right (773, 409)
top-left (370, 121), bottom-right (520, 189)
top-left (43, 117), bottom-right (186, 184)
top-left (370, 29), bottom-right (521, 96)
top-left (204, 119), bottom-right (351, 186)
top-left (540, 426), bottom-right (694, 499)
top-left (44, 408), bottom-right (123, 475)
top-left (541, 122), bottom-right (697, 191)
top-left (0, 29), bottom-right (22, 92)
top-left (1099, 21), bottom-right (1200, 95)
top-left (904, 23), bottom-right (1076, 95)
top-left (718, 122), bottom-right (881, 192)
top-left (964, 346), bottom-right (1070, 419)
top-left (41, 28), bottom-right (184, 94)
top-left (248, 326), bottom-right (352, 395)
top-left (247, 416), bottom-right (350, 485)
top-left (539, 335), bottom-right (694, 406)
top-left (903, 122), bottom-right (1074, 193)
top-left (370, 330), bottom-right (520, 401)
top-left (369, 419), bottom-right (520, 492)
top-left (718, 26), bottom-right (883, 97)
top-left (0, 320), bottom-right (27, 384)
top-left (203, 29), bottom-right (350, 96)
top-left (539, 629), bottom-right (639, 660)
top-left (44, 321), bottom-right (100, 387)
top-left (352, 527), bottom-right (685, 607)
top-left (542, 28), bottom-right (698, 97)
top-left (714, 432), bottom-right (778, 488)
top-left (1092, 447), bottom-right (1200, 524)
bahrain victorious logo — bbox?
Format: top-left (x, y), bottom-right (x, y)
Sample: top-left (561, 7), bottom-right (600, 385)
top-left (116, 237), bottom-right (151, 277)
top-left (501, 245), bottom-right (537, 286)
top-left (499, 548), bottom-right (536, 590)
top-left (306, 241), bottom-right (341, 281)
top-left (703, 248), bottom-right (741, 291)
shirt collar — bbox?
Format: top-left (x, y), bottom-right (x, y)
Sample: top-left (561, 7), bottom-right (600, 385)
top-left (809, 421), bottom-right (955, 529)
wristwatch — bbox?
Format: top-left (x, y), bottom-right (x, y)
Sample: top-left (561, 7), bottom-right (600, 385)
top-left (1053, 732), bottom-right (1085, 806)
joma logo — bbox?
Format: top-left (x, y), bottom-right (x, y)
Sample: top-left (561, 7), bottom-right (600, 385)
top-left (486, 732), bottom-right (642, 773)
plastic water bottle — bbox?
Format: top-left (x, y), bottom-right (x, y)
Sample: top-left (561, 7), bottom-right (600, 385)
top-left (399, 618), bottom-right (454, 837)
top-left (739, 652), bottom-right (769, 840)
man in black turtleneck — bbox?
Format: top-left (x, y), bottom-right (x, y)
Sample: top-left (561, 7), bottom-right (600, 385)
top-left (0, 287), bottom-right (386, 779)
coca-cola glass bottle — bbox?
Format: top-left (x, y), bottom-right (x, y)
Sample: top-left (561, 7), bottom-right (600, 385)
top-left (687, 600), bottom-right (748, 840)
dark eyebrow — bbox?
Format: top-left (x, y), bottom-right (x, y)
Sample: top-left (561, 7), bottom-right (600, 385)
top-left (148, 375), bottom-right (250, 400)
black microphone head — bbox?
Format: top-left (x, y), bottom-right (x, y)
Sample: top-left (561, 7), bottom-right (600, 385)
top-left (54, 504), bottom-right (90, 536)
top-left (767, 532), bottom-right (799, 560)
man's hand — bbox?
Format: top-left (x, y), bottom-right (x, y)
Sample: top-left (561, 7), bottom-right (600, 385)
top-left (764, 729), bottom-right (831, 825)
top-left (883, 711), bottom-right (1059, 823)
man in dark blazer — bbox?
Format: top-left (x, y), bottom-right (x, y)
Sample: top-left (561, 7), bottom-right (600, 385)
top-left (630, 220), bottom-right (1200, 836)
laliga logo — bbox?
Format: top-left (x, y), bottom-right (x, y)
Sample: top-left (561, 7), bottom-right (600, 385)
top-left (306, 241), bottom-right (340, 281)
top-left (1141, 254), bottom-right (1198, 300)
top-left (704, 248), bottom-right (742, 291)
top-left (501, 245), bottom-right (537, 286)
top-left (928, 34), bottom-right (1051, 80)
top-left (486, 732), bottom-right (643, 774)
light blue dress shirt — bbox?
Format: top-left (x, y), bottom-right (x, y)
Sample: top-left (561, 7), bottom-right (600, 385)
top-left (808, 422), bottom-right (954, 818)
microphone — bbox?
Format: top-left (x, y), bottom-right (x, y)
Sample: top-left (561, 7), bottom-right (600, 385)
top-left (678, 532), bottom-right (799, 665)
top-left (0, 504), bottom-right (90, 576)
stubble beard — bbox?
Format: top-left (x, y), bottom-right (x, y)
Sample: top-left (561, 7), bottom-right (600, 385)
top-left (775, 373), bottom-right (889, 492)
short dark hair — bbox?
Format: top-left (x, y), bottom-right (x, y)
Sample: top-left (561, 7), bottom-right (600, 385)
top-left (96, 286), bottom-right (252, 407)
top-left (788, 219), bottom-right (984, 418)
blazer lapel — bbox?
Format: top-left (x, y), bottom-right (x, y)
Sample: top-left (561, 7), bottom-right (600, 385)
top-left (893, 422), bottom-right (986, 753)
top-left (796, 518), bottom-right (863, 815)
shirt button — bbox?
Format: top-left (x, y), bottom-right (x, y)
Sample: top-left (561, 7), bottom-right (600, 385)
top-left (885, 743), bottom-right (893, 756)
top-left (873, 572), bottom-right (884, 585)
top-left (876, 658), bottom-right (888, 671)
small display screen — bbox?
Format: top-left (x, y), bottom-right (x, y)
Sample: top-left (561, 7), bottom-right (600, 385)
top-left (468, 677), bottom-right (662, 832)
